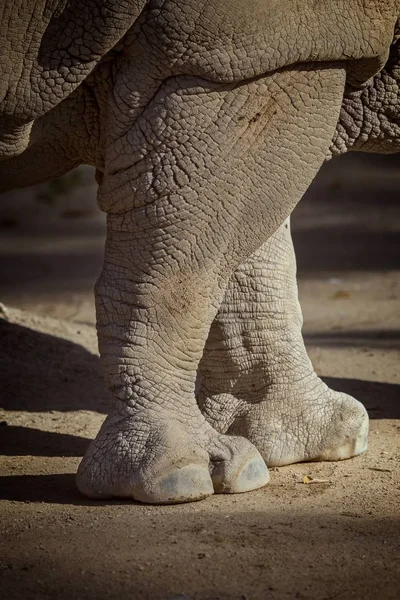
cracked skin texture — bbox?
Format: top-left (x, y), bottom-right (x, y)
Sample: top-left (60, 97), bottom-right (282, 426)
top-left (0, 1), bottom-right (400, 503)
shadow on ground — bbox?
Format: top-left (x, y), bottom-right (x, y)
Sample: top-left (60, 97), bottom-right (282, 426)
top-left (0, 472), bottom-right (126, 506)
top-left (323, 376), bottom-right (400, 419)
top-left (0, 319), bottom-right (111, 413)
top-left (0, 425), bottom-right (90, 457)
top-left (0, 473), bottom-right (85, 504)
top-left (1, 501), bottom-right (398, 600)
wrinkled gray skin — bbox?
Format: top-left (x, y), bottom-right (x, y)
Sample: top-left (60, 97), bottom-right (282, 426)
top-left (1, 1), bottom-right (400, 503)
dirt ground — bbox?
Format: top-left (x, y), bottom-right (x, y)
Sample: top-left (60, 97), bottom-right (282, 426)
top-left (0, 155), bottom-right (399, 600)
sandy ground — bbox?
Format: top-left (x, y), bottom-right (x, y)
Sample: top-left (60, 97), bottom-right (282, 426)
top-left (0, 155), bottom-right (399, 600)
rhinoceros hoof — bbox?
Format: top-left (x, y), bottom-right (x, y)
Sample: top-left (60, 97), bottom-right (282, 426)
top-left (76, 410), bottom-right (269, 504)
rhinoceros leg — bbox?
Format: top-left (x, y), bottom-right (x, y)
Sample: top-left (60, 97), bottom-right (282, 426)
top-left (198, 219), bottom-right (369, 466)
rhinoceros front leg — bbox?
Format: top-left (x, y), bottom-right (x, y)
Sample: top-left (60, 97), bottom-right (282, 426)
top-left (198, 219), bottom-right (369, 466)
top-left (76, 211), bottom-right (269, 504)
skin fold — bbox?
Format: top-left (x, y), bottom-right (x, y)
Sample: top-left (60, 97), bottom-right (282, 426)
top-left (1, 1), bottom-right (399, 503)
